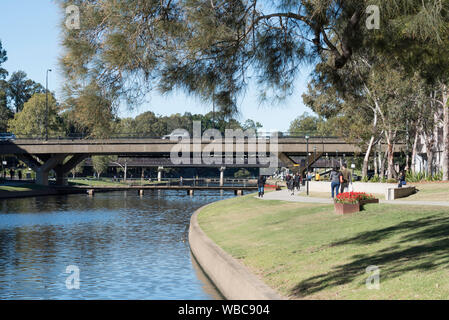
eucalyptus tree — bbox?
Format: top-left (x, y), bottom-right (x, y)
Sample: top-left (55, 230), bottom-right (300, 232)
top-left (7, 71), bottom-right (45, 113)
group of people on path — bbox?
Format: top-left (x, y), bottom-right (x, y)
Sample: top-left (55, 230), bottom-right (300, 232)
top-left (330, 163), bottom-right (352, 198)
top-left (1, 169), bottom-right (22, 180)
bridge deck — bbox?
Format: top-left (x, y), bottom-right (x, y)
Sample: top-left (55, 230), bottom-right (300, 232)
top-left (56, 185), bottom-right (258, 191)
top-left (0, 137), bottom-right (404, 155)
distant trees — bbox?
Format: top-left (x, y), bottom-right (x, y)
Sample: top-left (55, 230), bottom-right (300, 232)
top-left (92, 156), bottom-right (115, 179)
top-left (7, 93), bottom-right (64, 137)
top-left (0, 40), bottom-right (47, 132)
top-left (7, 71), bottom-right (45, 113)
top-left (0, 40), bottom-right (7, 80)
top-left (234, 169), bottom-right (251, 179)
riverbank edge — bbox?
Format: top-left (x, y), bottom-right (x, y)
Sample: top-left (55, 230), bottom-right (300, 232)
top-left (0, 188), bottom-right (85, 200)
top-left (189, 200), bottom-right (285, 300)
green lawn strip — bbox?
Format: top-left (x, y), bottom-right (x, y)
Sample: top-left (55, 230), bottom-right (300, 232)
top-left (401, 182), bottom-right (449, 201)
top-left (198, 195), bottom-right (449, 299)
top-left (0, 183), bottom-right (48, 192)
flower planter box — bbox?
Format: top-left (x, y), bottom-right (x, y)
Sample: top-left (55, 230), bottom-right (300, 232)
top-left (359, 199), bottom-right (380, 206)
top-left (334, 202), bottom-right (360, 214)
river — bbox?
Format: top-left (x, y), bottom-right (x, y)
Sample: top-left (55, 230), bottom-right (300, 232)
top-left (0, 190), bottom-right (231, 299)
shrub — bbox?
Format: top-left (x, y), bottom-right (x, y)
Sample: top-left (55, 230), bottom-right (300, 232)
top-left (387, 178), bottom-right (397, 183)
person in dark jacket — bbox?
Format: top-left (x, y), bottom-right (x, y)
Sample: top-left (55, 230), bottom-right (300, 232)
top-left (287, 175), bottom-right (295, 195)
top-left (330, 166), bottom-right (341, 199)
top-left (398, 170), bottom-right (406, 188)
top-left (258, 175), bottom-right (266, 197)
top-left (294, 173), bottom-right (301, 192)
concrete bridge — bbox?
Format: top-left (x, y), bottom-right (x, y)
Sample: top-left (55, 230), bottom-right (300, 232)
top-left (0, 137), bottom-right (405, 185)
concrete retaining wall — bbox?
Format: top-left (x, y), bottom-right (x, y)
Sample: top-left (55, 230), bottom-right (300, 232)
top-left (386, 186), bottom-right (416, 200)
top-left (0, 188), bottom-right (85, 200)
top-left (307, 181), bottom-right (397, 196)
top-left (189, 203), bottom-right (284, 300)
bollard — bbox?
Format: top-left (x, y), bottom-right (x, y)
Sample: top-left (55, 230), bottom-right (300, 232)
top-left (138, 189), bottom-right (144, 196)
top-left (87, 189), bottom-right (95, 197)
top-left (187, 189), bottom-right (194, 196)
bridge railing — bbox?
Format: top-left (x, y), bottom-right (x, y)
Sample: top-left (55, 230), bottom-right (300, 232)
top-left (8, 132), bottom-right (343, 141)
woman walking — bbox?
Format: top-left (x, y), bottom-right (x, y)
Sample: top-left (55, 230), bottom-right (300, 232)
top-left (330, 166), bottom-right (341, 199)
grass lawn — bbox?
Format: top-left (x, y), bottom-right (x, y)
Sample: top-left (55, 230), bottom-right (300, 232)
top-left (401, 182), bottom-right (449, 202)
top-left (198, 195), bottom-right (449, 299)
top-left (0, 183), bottom-right (48, 192)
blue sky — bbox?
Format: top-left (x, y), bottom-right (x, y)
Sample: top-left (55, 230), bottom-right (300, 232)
top-left (0, 0), bottom-right (313, 132)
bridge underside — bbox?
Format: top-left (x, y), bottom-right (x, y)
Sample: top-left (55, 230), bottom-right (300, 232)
top-left (1, 138), bottom-right (406, 185)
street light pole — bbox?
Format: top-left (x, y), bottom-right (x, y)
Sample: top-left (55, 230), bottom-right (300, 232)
top-left (45, 69), bottom-right (52, 141)
top-left (336, 149), bottom-right (339, 167)
top-left (306, 135), bottom-right (309, 196)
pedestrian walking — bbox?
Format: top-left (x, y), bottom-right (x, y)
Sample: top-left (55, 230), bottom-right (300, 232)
top-left (18, 170), bottom-right (22, 180)
top-left (257, 175), bottom-right (266, 197)
top-left (294, 173), bottom-right (301, 192)
top-left (330, 166), bottom-right (342, 199)
top-left (287, 176), bottom-right (295, 195)
top-left (340, 163), bottom-right (352, 194)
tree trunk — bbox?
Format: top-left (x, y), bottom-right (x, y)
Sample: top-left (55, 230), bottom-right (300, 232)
top-left (373, 150), bottom-right (378, 176)
top-left (426, 139), bottom-right (435, 177)
top-left (387, 143), bottom-right (394, 180)
top-left (411, 129), bottom-right (419, 174)
top-left (362, 110), bottom-right (378, 179)
top-left (362, 136), bottom-right (375, 179)
top-left (442, 84), bottom-right (449, 180)
top-left (379, 150), bottom-right (386, 179)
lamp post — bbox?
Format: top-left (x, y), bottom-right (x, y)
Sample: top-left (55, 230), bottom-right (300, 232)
top-left (45, 69), bottom-right (52, 141)
top-left (325, 153), bottom-right (328, 173)
top-left (305, 135), bottom-right (310, 196)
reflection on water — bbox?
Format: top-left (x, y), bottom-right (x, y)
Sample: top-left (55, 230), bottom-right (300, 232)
top-left (0, 190), bottom-right (231, 299)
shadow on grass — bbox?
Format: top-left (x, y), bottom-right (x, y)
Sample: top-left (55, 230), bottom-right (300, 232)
top-left (291, 212), bottom-right (449, 298)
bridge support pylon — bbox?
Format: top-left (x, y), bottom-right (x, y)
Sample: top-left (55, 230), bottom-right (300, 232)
top-left (158, 166), bottom-right (164, 182)
top-left (219, 167), bottom-right (226, 187)
top-left (17, 154), bottom-right (88, 186)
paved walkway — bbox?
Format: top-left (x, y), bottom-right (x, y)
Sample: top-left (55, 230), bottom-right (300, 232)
top-left (258, 189), bottom-right (449, 207)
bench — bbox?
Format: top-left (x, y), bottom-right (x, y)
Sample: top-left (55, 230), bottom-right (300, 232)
top-left (386, 186), bottom-right (416, 200)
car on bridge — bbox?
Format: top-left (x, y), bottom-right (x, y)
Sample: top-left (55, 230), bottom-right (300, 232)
top-left (0, 133), bottom-right (16, 141)
top-left (162, 130), bottom-right (190, 141)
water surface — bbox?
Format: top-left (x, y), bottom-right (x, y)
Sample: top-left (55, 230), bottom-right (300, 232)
top-left (0, 190), bottom-right (231, 299)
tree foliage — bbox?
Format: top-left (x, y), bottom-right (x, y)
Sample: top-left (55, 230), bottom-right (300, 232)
top-left (7, 71), bottom-right (45, 113)
top-left (0, 40), bottom-right (7, 81)
top-left (7, 93), bottom-right (64, 137)
top-left (59, 0), bottom-right (449, 118)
